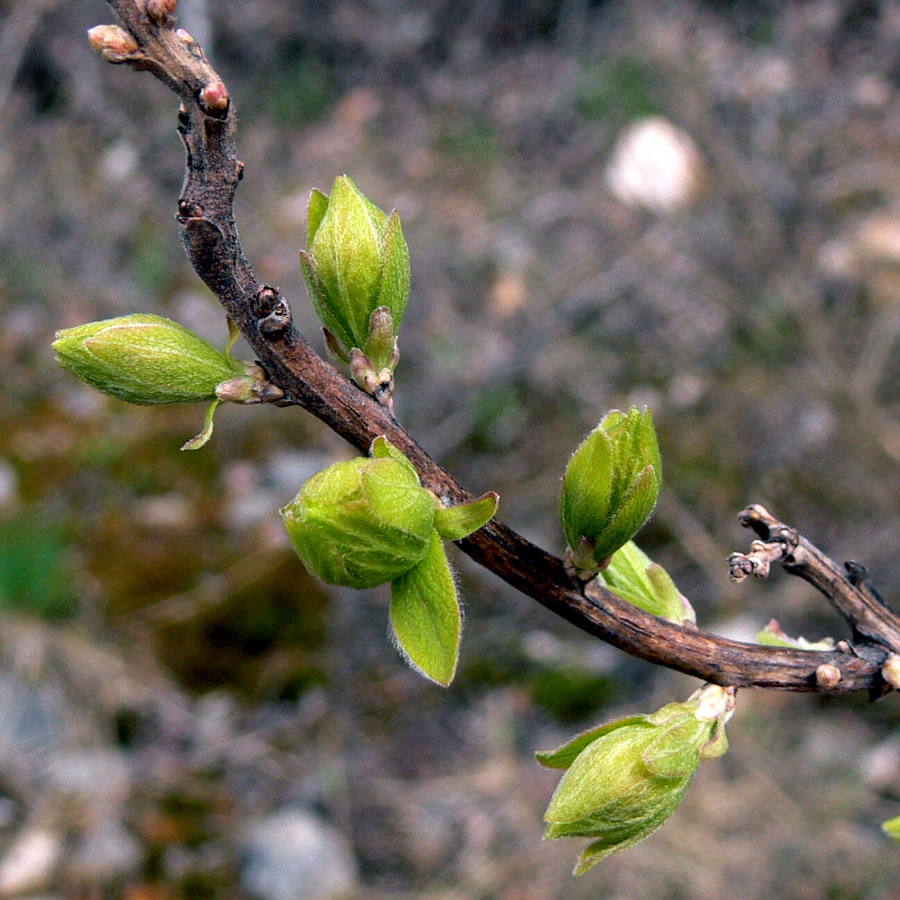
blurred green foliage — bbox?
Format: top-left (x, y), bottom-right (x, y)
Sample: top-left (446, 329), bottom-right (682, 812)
top-left (154, 554), bottom-right (330, 700)
top-left (434, 117), bottom-right (498, 162)
top-left (261, 52), bottom-right (336, 126)
top-left (576, 57), bottom-right (661, 121)
top-left (0, 513), bottom-right (77, 620)
top-left (529, 664), bottom-right (616, 722)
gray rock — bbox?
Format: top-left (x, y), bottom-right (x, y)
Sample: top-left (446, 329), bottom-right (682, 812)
top-left (42, 749), bottom-right (131, 812)
top-left (0, 673), bottom-right (65, 771)
top-left (240, 809), bottom-right (358, 900)
top-left (68, 821), bottom-right (142, 882)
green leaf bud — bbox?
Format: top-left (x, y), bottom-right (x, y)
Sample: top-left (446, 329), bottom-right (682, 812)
top-left (600, 541), bottom-right (694, 624)
top-left (300, 176), bottom-right (410, 400)
top-left (280, 451), bottom-right (435, 590)
top-left (539, 684), bottom-right (732, 873)
top-left (559, 407), bottom-right (662, 576)
top-left (390, 530), bottom-right (461, 686)
top-left (53, 314), bottom-right (244, 405)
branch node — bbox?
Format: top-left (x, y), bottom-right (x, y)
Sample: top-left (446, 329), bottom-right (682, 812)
top-left (254, 287), bottom-right (292, 338)
top-left (815, 663), bottom-right (842, 689)
top-left (252, 285), bottom-right (280, 317)
top-left (199, 81), bottom-right (229, 117)
top-left (177, 199), bottom-right (203, 219)
top-left (175, 28), bottom-right (204, 60)
top-left (727, 540), bottom-right (784, 582)
top-left (844, 560), bottom-right (891, 608)
top-left (737, 504), bottom-right (800, 552)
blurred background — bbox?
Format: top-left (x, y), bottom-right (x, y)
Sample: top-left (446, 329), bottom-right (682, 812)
top-left (1, 0), bottom-right (900, 897)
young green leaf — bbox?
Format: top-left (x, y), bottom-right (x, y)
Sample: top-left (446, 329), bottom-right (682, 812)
top-left (389, 531), bottom-right (461, 686)
top-left (757, 619), bottom-right (835, 651)
top-left (883, 816), bottom-right (900, 841)
top-left (432, 492), bottom-right (499, 541)
top-left (559, 422), bottom-right (614, 554)
top-left (299, 176), bottom-right (410, 400)
top-left (180, 398), bottom-right (221, 451)
top-left (370, 435), bottom-right (418, 477)
top-left (601, 541), bottom-right (694, 624)
top-left (536, 715), bottom-right (649, 770)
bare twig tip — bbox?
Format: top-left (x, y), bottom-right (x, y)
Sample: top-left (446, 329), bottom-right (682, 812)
top-left (738, 503), bottom-right (768, 526)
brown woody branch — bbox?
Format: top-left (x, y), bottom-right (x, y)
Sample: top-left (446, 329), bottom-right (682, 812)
top-left (94, 0), bottom-right (899, 694)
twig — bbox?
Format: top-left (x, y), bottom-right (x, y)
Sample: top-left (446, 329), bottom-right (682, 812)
top-left (92, 0), bottom-right (899, 694)
top-left (730, 504), bottom-right (900, 653)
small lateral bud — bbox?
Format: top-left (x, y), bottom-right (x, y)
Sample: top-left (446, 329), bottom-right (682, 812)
top-left (815, 663), bottom-right (842, 689)
top-left (87, 25), bottom-right (140, 63)
top-left (882, 654), bottom-right (900, 691)
top-left (199, 81), bottom-right (229, 114)
top-left (147, 0), bottom-right (177, 26)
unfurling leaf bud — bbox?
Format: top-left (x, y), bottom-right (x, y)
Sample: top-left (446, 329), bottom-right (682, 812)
top-left (559, 407), bottom-right (661, 577)
top-left (537, 684), bottom-right (732, 873)
top-left (281, 438), bottom-right (498, 686)
top-left (300, 176), bottom-right (410, 403)
top-left (53, 314), bottom-right (245, 405)
top-left (280, 450), bottom-right (435, 590)
top-left (600, 541), bottom-right (694, 624)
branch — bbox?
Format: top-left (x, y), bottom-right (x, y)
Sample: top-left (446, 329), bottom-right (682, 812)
top-left (93, 0), bottom-right (899, 694)
top-left (729, 504), bottom-right (900, 682)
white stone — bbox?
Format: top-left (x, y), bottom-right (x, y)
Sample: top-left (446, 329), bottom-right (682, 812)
top-left (0, 829), bottom-right (62, 896)
top-left (605, 117), bottom-right (704, 214)
top-left (240, 809), bottom-right (357, 900)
